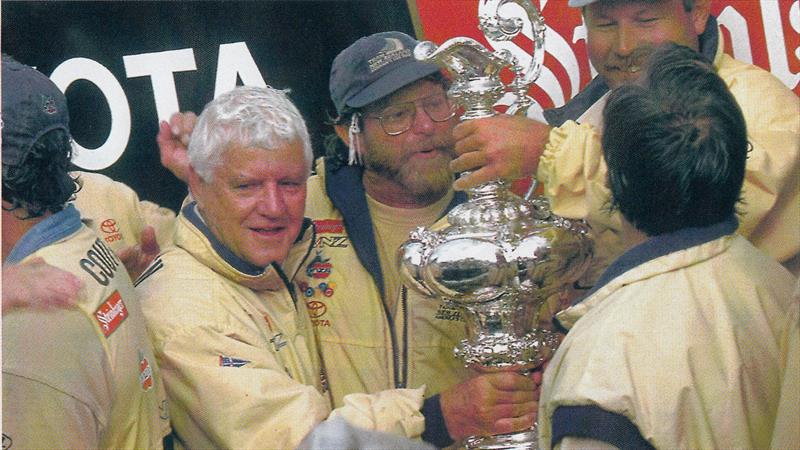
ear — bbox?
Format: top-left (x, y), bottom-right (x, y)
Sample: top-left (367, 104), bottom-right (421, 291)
top-left (334, 124), bottom-right (350, 146)
top-left (186, 165), bottom-right (205, 207)
top-left (690, 0), bottom-right (712, 36)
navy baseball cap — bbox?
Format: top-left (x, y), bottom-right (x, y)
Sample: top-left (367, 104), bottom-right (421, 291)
top-left (2, 55), bottom-right (70, 166)
top-left (329, 31), bottom-right (441, 115)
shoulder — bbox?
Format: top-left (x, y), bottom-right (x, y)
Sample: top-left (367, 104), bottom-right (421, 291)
top-left (717, 54), bottom-right (799, 114)
top-left (135, 247), bottom-right (232, 342)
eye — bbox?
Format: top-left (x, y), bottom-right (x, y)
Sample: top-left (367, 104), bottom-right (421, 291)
top-left (381, 105), bottom-right (413, 123)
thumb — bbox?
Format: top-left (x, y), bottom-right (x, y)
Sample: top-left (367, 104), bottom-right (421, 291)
top-left (139, 226), bottom-right (160, 255)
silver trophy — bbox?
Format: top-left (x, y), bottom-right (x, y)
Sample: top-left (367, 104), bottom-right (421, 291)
top-left (399, 1), bottom-right (593, 449)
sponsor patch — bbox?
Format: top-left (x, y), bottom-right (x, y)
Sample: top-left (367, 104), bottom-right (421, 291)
top-left (306, 300), bottom-right (328, 318)
top-left (219, 355), bottom-right (251, 368)
top-left (94, 290), bottom-right (128, 337)
top-left (315, 236), bottom-right (349, 248)
top-left (100, 218), bottom-right (123, 244)
top-left (298, 281), bottom-right (336, 298)
top-left (305, 252), bottom-right (332, 279)
top-left (314, 219), bottom-right (344, 234)
top-left (139, 350), bottom-right (154, 391)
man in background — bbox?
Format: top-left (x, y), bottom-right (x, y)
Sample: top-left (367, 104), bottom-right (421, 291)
top-left (451, 0), bottom-right (800, 279)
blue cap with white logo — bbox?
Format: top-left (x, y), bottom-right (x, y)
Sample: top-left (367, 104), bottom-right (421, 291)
top-left (329, 31), bottom-right (441, 115)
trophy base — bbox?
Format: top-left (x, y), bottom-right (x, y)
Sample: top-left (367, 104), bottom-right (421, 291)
top-left (463, 426), bottom-right (538, 450)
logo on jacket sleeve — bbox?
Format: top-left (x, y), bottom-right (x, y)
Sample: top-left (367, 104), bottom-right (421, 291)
top-left (139, 350), bottom-right (154, 391)
top-left (94, 290), bottom-right (128, 337)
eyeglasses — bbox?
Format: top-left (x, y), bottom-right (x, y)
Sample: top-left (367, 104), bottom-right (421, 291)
top-left (366, 92), bottom-right (456, 136)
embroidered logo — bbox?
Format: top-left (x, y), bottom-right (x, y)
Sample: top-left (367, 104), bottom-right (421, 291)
top-left (305, 252), bottom-right (332, 279)
top-left (306, 300), bottom-right (328, 318)
top-left (219, 355), bottom-right (251, 368)
top-left (41, 95), bottom-right (59, 114)
top-left (270, 333), bottom-right (288, 352)
top-left (368, 38), bottom-right (411, 73)
top-left (100, 218), bottom-right (123, 244)
top-left (314, 219), bottom-right (344, 234)
top-left (139, 350), bottom-right (154, 391)
top-left (94, 290), bottom-right (128, 337)
top-left (315, 236), bottom-right (349, 248)
top-left (299, 281), bottom-right (336, 298)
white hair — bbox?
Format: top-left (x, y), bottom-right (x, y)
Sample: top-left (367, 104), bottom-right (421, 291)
top-left (188, 86), bottom-right (313, 181)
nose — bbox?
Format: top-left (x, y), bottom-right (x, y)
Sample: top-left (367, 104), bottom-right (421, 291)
top-left (410, 104), bottom-right (436, 136)
top-left (613, 24), bottom-right (638, 56)
top-left (256, 185), bottom-right (286, 217)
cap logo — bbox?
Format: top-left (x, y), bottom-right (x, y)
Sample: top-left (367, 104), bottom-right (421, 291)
top-left (368, 38), bottom-right (411, 73)
top-left (41, 95), bottom-right (59, 115)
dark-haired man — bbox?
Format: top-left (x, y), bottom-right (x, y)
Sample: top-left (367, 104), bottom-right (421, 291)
top-left (1, 55), bottom-right (169, 448)
top-left (538, 44), bottom-right (798, 449)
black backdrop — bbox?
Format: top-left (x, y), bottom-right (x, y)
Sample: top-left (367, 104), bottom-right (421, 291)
top-left (2, 1), bottom-right (416, 211)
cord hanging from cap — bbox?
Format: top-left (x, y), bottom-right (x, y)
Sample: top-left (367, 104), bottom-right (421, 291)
top-left (347, 113), bottom-right (364, 166)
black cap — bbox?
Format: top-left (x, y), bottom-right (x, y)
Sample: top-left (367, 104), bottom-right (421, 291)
top-left (2, 55), bottom-right (70, 166)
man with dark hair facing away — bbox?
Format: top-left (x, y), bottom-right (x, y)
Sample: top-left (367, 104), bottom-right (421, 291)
top-left (537, 44), bottom-right (798, 449)
top-left (1, 55), bottom-right (170, 448)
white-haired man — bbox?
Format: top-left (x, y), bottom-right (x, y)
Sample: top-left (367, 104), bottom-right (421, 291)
top-left (136, 85), bottom-right (430, 449)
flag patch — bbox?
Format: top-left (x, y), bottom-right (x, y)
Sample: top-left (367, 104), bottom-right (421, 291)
top-left (219, 355), bottom-right (251, 368)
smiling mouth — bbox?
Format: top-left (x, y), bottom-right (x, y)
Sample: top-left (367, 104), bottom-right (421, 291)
top-left (251, 227), bottom-right (284, 236)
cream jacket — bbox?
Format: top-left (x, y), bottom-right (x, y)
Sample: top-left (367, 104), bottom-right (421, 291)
top-left (72, 171), bottom-right (177, 251)
top-left (3, 205), bottom-right (168, 448)
top-left (136, 203), bottom-right (425, 449)
top-left (539, 219), bottom-right (798, 449)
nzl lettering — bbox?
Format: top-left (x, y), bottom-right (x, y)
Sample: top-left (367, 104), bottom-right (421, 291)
top-left (80, 238), bottom-right (121, 286)
top-left (315, 236), bottom-right (348, 248)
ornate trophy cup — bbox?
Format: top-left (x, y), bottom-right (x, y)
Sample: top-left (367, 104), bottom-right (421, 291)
top-left (398, 2), bottom-right (593, 449)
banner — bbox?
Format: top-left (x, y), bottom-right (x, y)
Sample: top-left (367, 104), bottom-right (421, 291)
top-left (414, 0), bottom-right (800, 117)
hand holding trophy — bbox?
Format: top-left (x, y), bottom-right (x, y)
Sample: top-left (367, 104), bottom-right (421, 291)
top-left (399, 1), bottom-right (593, 448)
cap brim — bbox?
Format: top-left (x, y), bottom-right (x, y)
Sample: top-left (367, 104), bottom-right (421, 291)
top-left (568, 0), bottom-right (598, 6)
top-left (346, 59), bottom-right (441, 109)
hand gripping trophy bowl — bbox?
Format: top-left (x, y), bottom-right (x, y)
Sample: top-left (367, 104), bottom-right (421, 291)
top-left (397, 1), bottom-right (593, 449)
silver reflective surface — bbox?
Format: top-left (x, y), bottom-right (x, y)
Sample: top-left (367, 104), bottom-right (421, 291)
top-left (401, 2), bottom-right (593, 449)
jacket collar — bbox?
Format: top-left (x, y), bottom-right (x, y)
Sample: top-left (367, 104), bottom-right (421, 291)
top-left (178, 202), bottom-right (315, 292)
top-left (324, 160), bottom-right (466, 297)
top-left (577, 216), bottom-right (738, 304)
top-left (6, 204), bottom-right (83, 264)
top-left (543, 15), bottom-right (720, 127)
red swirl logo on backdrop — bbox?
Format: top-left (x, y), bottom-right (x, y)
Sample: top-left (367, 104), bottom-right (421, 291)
top-left (101, 218), bottom-right (120, 234)
top-left (306, 300), bottom-right (328, 318)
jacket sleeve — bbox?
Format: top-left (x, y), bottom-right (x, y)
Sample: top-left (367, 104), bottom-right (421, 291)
top-left (536, 121), bottom-right (625, 281)
top-left (720, 57), bottom-right (800, 269)
top-left (156, 323), bottom-right (330, 449)
top-left (328, 386), bottom-right (426, 439)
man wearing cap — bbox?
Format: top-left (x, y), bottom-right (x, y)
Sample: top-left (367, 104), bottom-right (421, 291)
top-left (300, 31), bottom-right (538, 447)
top-left (450, 0), bottom-right (800, 281)
top-left (1, 55), bottom-right (169, 448)
top-left (155, 32), bottom-right (539, 447)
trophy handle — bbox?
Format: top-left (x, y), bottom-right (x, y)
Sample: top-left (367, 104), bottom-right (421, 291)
top-left (479, 0), bottom-right (546, 116)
